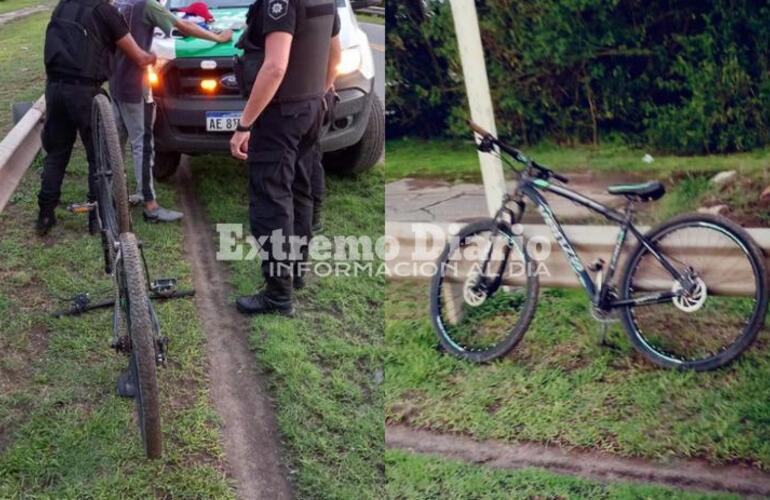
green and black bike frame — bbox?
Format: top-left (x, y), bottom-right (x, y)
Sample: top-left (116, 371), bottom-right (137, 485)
top-left (490, 174), bottom-right (693, 311)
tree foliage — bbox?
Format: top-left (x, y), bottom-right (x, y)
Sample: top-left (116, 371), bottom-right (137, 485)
top-left (386, 0), bottom-right (770, 154)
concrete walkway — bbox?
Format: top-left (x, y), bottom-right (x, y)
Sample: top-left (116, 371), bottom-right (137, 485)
top-left (386, 171), bottom-right (647, 223)
top-left (0, 5), bottom-right (50, 26)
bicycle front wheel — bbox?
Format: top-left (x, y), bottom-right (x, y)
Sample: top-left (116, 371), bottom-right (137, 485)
top-left (430, 218), bottom-right (539, 363)
top-left (119, 232), bottom-right (162, 458)
top-left (619, 213), bottom-right (768, 371)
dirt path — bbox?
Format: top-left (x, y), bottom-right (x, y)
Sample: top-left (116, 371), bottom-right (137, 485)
top-left (175, 158), bottom-right (293, 500)
top-left (386, 425), bottom-right (770, 497)
top-left (0, 5), bottom-right (49, 26)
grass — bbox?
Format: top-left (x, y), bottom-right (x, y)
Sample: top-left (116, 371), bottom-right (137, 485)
top-left (387, 138), bottom-right (770, 183)
top-left (192, 156), bottom-right (385, 498)
top-left (385, 450), bottom-right (740, 499)
top-left (357, 13), bottom-right (384, 26)
top-left (385, 281), bottom-right (770, 470)
top-left (0, 149), bottom-right (234, 497)
top-left (0, 12), bottom-right (47, 136)
top-left (0, 0), bottom-right (49, 15)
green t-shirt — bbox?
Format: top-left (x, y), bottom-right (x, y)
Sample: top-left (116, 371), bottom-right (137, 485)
top-left (144, 0), bottom-right (177, 35)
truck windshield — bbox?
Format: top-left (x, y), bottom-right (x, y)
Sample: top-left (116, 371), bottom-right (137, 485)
top-left (167, 0), bottom-right (345, 10)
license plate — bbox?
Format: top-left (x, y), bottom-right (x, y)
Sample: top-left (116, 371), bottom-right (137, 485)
top-left (206, 111), bottom-right (241, 132)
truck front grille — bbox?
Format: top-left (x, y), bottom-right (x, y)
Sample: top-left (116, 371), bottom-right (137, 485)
top-left (157, 58), bottom-right (241, 98)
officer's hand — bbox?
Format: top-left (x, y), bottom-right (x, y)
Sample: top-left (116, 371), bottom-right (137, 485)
top-left (216, 29), bottom-right (233, 44)
top-left (142, 51), bottom-right (157, 67)
top-left (230, 131), bottom-right (250, 160)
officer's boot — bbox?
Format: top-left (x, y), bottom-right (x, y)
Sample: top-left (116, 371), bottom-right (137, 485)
top-left (236, 276), bottom-right (294, 316)
top-left (293, 261), bottom-right (308, 290)
top-left (36, 205), bottom-right (57, 236)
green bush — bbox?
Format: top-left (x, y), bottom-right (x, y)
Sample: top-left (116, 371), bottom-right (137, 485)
top-left (386, 0), bottom-right (770, 154)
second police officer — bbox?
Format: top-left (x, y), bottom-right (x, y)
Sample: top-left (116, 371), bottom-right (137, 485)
top-left (230, 0), bottom-right (341, 316)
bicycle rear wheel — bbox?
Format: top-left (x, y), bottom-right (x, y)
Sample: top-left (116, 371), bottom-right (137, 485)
top-left (619, 213), bottom-right (768, 371)
top-left (92, 93), bottom-right (131, 241)
top-left (118, 232), bottom-right (162, 458)
top-left (430, 218), bottom-right (539, 362)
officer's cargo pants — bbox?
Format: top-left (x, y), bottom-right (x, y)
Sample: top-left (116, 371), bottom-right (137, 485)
top-left (38, 81), bottom-right (100, 213)
top-left (247, 97), bottom-right (324, 299)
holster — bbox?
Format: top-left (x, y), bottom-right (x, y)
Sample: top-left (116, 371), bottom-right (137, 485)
top-left (233, 51), bottom-right (264, 99)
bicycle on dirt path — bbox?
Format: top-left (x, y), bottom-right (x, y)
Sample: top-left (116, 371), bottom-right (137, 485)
top-left (67, 93), bottom-right (168, 458)
top-left (430, 122), bottom-right (768, 371)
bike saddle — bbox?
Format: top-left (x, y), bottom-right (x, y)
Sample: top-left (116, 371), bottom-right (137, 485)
top-left (607, 181), bottom-right (665, 201)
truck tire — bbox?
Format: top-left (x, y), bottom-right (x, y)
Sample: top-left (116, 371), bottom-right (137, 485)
top-left (154, 152), bottom-right (181, 181)
top-left (324, 95), bottom-right (384, 175)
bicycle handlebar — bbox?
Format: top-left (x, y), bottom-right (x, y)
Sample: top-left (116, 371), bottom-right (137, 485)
top-left (468, 120), bottom-right (569, 184)
top-left (469, 120), bottom-right (490, 137)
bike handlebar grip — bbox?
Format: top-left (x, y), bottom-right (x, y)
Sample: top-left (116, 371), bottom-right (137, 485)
top-left (553, 172), bottom-right (570, 184)
top-left (469, 120), bottom-right (490, 137)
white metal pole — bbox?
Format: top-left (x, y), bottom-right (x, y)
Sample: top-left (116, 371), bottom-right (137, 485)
top-left (449, 0), bottom-right (506, 216)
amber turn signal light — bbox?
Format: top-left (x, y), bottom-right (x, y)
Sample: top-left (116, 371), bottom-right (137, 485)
top-left (200, 79), bottom-right (217, 92)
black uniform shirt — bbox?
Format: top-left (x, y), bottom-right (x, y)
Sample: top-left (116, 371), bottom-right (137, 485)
top-left (247, 0), bottom-right (341, 47)
top-left (93, 2), bottom-right (130, 49)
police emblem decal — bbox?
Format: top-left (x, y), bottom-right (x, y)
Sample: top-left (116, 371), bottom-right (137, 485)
top-left (268, 0), bottom-right (288, 20)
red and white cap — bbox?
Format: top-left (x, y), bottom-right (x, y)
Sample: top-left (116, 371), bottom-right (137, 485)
top-left (178, 2), bottom-right (215, 23)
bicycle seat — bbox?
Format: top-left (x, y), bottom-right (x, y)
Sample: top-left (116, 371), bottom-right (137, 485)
top-left (607, 181), bottom-right (665, 201)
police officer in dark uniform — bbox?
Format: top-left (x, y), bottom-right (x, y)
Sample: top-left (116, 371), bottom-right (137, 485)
top-left (36, 0), bottom-right (156, 235)
top-left (230, 0), bottom-right (341, 316)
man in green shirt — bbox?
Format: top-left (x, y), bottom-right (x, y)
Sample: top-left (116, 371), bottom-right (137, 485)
top-left (109, 0), bottom-right (231, 222)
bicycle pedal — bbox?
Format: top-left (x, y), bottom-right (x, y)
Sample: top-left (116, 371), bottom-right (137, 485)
top-left (151, 278), bottom-right (177, 295)
top-left (67, 202), bottom-right (97, 214)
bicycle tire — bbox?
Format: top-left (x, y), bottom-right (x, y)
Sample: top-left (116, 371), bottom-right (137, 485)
top-left (619, 213), bottom-right (769, 371)
top-left (430, 218), bottom-right (540, 362)
top-left (92, 93), bottom-right (131, 236)
top-left (119, 232), bottom-right (162, 458)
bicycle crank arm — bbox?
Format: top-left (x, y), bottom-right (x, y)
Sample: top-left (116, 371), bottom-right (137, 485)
top-left (52, 289), bottom-right (196, 317)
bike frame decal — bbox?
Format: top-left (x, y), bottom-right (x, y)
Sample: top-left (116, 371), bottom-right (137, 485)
top-left (522, 183), bottom-right (596, 297)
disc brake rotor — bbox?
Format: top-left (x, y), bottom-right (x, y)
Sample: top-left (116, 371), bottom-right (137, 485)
top-left (671, 277), bottom-right (707, 313)
top-left (463, 267), bottom-right (487, 307)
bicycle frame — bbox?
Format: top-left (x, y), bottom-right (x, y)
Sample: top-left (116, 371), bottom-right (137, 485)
top-left (499, 174), bottom-right (691, 310)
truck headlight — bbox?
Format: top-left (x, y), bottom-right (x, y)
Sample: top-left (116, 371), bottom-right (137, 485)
top-left (337, 46), bottom-right (362, 75)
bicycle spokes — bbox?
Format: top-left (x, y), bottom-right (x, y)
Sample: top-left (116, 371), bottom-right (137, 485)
top-left (625, 223), bottom-right (760, 363)
top-left (437, 229), bottom-right (533, 353)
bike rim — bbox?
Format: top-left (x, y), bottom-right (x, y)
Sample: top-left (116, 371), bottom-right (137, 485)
top-left (435, 229), bottom-right (533, 354)
top-left (626, 221), bottom-right (761, 365)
